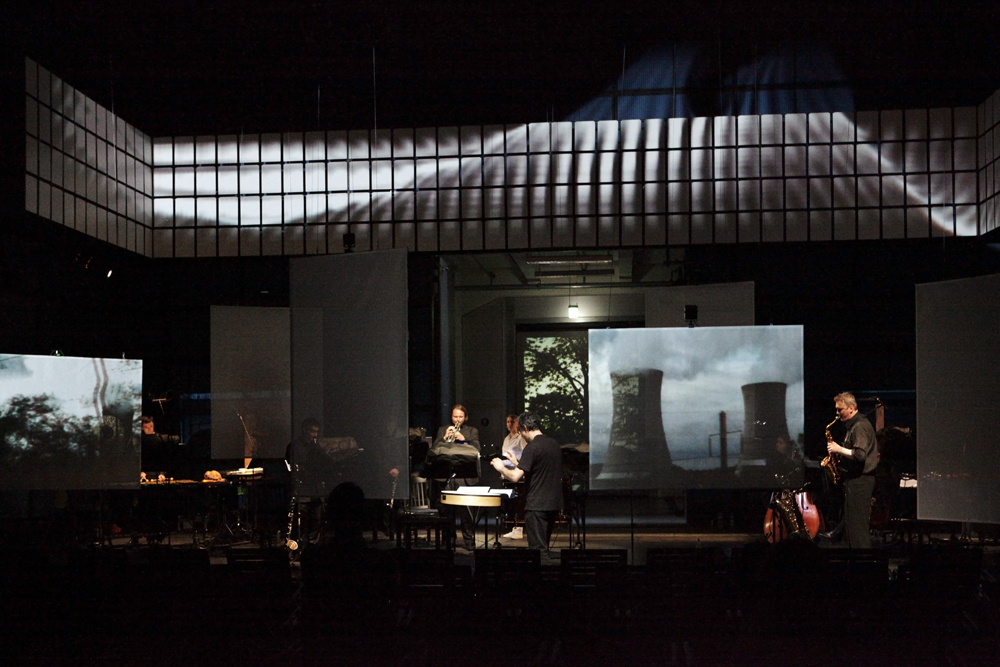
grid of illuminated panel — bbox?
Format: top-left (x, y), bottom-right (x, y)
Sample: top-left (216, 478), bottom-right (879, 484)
top-left (24, 58), bottom-right (992, 259)
top-left (23, 59), bottom-right (153, 255)
top-left (149, 113), bottom-right (980, 257)
top-left (978, 89), bottom-right (1000, 235)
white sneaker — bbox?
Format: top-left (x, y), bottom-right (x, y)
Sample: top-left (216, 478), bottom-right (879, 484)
top-left (502, 527), bottom-right (523, 540)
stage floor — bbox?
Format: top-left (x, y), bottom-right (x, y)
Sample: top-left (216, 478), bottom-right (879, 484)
top-left (94, 508), bottom-right (1000, 567)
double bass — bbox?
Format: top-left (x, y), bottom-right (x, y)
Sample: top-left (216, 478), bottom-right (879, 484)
top-left (763, 432), bottom-right (824, 542)
top-left (763, 487), bottom-right (824, 542)
top-left (763, 431), bottom-right (825, 542)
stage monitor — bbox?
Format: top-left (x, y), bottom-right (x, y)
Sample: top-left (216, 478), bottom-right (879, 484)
top-left (589, 326), bottom-right (804, 491)
top-left (0, 354), bottom-right (142, 490)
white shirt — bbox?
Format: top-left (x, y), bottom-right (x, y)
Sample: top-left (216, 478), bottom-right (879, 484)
top-left (502, 432), bottom-right (525, 461)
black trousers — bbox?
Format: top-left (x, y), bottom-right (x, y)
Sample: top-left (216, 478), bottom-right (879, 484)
top-left (525, 509), bottom-right (558, 564)
top-left (843, 474), bottom-right (875, 549)
top-left (504, 481), bottom-right (526, 528)
top-left (432, 478), bottom-right (476, 546)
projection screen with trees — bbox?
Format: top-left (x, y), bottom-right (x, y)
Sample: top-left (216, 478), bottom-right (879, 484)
top-left (1, 354), bottom-right (142, 490)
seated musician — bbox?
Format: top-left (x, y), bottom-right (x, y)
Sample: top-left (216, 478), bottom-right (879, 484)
top-left (500, 413), bottom-right (526, 540)
top-left (140, 415), bottom-right (180, 474)
top-left (287, 419), bottom-right (360, 480)
top-left (286, 417), bottom-right (359, 543)
top-left (772, 434), bottom-right (803, 487)
top-left (428, 404), bottom-right (480, 551)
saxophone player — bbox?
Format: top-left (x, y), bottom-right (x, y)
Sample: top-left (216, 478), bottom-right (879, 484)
top-left (825, 392), bottom-right (879, 549)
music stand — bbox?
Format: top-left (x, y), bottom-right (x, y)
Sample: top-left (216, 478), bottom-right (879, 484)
top-left (423, 450), bottom-right (480, 548)
top-left (423, 449), bottom-right (480, 481)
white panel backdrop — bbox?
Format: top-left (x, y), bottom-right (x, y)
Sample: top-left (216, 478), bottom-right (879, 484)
top-left (916, 273), bottom-right (1000, 524)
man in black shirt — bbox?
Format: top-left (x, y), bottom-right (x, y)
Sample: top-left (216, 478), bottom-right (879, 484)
top-left (491, 411), bottom-right (563, 564)
top-left (140, 414), bottom-right (180, 474)
top-left (826, 392), bottom-right (878, 548)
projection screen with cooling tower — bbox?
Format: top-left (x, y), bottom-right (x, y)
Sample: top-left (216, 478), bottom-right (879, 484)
top-left (589, 325), bottom-right (804, 491)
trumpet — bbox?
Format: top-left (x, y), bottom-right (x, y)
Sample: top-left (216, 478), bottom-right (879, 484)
top-left (445, 421), bottom-right (461, 443)
top-left (820, 417), bottom-right (841, 485)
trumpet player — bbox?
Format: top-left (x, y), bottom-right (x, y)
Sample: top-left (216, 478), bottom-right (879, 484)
top-left (825, 392), bottom-right (878, 549)
top-left (432, 404), bottom-right (481, 550)
top-left (435, 404), bottom-right (478, 448)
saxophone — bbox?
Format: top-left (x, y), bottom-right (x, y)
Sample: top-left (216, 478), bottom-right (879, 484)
top-left (821, 417), bottom-right (841, 485)
top-left (387, 473), bottom-right (398, 510)
top-left (284, 494), bottom-right (299, 551)
top-left (768, 489), bottom-right (809, 541)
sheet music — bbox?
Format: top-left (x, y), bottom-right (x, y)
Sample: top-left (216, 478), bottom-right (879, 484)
top-left (452, 486), bottom-right (491, 494)
top-left (452, 486), bottom-right (514, 497)
top-left (503, 442), bottom-right (523, 468)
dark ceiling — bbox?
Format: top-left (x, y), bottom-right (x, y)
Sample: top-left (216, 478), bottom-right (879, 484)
top-left (9, 1), bottom-right (1000, 137)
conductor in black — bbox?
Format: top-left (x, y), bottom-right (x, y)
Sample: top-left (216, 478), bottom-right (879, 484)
top-left (491, 411), bottom-right (564, 564)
